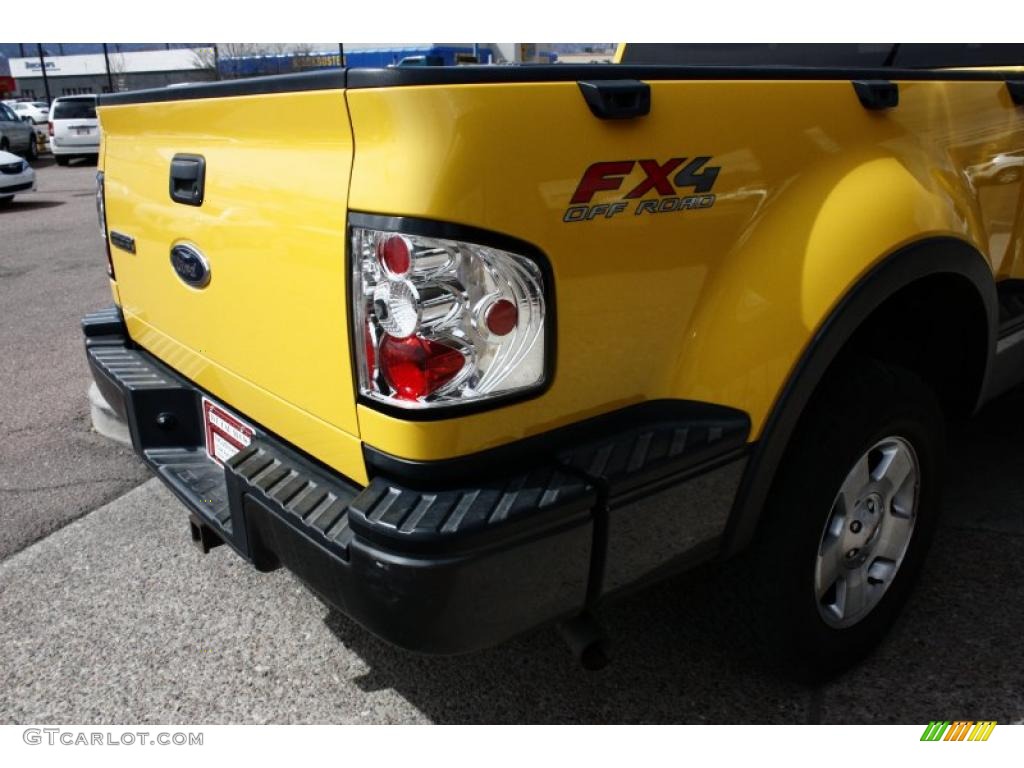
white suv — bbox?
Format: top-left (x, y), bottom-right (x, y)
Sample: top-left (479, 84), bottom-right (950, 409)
top-left (49, 95), bottom-right (100, 166)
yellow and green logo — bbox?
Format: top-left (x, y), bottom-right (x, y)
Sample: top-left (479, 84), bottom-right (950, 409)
top-left (920, 721), bottom-right (997, 741)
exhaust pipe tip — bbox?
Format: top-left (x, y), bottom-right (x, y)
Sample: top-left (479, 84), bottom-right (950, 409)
top-left (558, 612), bottom-right (610, 671)
top-left (189, 516), bottom-right (224, 554)
top-left (578, 640), bottom-right (610, 672)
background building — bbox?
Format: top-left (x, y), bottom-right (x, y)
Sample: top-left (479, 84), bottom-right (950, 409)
top-left (0, 43), bottom-right (616, 101)
top-left (2, 45), bottom-right (214, 100)
top-left (213, 44), bottom-right (499, 78)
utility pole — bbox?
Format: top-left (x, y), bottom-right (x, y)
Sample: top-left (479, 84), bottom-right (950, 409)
top-left (102, 43), bottom-right (115, 93)
top-left (213, 44), bottom-right (220, 81)
top-left (338, 44), bottom-right (345, 67)
top-left (35, 44), bottom-right (51, 104)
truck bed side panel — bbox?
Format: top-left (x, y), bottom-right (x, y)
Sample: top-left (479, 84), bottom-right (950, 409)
top-left (346, 79), bottom-right (1023, 461)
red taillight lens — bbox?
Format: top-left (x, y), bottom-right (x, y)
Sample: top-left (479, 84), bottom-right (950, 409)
top-left (484, 298), bottom-right (518, 336)
top-left (48, 122), bottom-right (53, 136)
top-left (377, 235), bottom-right (411, 276)
top-left (380, 335), bottom-right (466, 401)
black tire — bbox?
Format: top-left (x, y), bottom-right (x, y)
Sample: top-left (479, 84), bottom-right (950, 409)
top-left (25, 133), bottom-right (38, 161)
top-left (0, 138), bottom-right (8, 152)
top-left (55, 155), bottom-right (70, 166)
top-left (741, 358), bottom-right (945, 681)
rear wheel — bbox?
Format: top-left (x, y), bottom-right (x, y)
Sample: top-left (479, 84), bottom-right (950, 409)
top-left (25, 133), bottom-right (38, 161)
top-left (0, 138), bottom-right (8, 152)
top-left (814, 435), bottom-right (920, 629)
top-left (742, 358), bottom-right (944, 680)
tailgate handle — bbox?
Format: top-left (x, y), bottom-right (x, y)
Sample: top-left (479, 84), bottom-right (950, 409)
top-left (577, 80), bottom-right (650, 120)
top-left (169, 154), bottom-right (206, 206)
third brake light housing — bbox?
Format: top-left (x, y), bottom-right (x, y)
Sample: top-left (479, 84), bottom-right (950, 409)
top-left (351, 220), bottom-right (550, 412)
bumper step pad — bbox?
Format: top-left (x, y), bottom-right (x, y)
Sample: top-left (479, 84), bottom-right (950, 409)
top-left (348, 467), bottom-right (594, 554)
top-left (148, 448), bottom-right (234, 532)
top-left (226, 442), bottom-right (359, 559)
top-left (557, 416), bottom-right (747, 499)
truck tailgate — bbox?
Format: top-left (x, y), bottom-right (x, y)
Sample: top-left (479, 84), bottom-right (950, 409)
top-left (99, 89), bottom-right (363, 479)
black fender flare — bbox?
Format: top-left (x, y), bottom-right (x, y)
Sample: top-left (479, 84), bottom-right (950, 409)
top-left (722, 236), bottom-right (998, 556)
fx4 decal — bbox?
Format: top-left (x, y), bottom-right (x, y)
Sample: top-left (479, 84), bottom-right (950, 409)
top-left (564, 157), bottom-right (720, 222)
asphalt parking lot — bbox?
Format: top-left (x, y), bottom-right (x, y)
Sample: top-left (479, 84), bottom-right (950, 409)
top-left (0, 160), bottom-right (1022, 724)
top-left (0, 157), bottom-right (150, 560)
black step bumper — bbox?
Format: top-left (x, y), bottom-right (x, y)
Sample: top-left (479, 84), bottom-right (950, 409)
top-left (83, 307), bottom-right (750, 653)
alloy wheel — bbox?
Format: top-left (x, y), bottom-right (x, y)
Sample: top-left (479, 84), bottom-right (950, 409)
top-left (814, 436), bottom-right (920, 628)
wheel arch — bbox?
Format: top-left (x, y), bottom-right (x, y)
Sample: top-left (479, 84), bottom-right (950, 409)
top-left (722, 236), bottom-right (998, 557)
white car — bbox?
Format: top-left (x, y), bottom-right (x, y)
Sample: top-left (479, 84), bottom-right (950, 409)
top-left (0, 149), bottom-right (36, 205)
top-left (10, 101), bottom-right (50, 125)
top-left (49, 95), bottom-right (100, 166)
top-left (969, 151), bottom-right (1024, 186)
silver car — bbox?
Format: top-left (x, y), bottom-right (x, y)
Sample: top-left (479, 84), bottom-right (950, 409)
top-left (0, 102), bottom-right (37, 160)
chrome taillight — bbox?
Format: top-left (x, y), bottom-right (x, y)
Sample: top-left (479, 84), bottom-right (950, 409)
top-left (352, 225), bottom-right (548, 410)
top-left (96, 171), bottom-right (113, 278)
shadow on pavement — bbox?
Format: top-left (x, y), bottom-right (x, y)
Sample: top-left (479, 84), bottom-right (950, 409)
top-left (321, 387), bottom-right (1024, 723)
top-left (27, 156), bottom-right (98, 170)
top-left (0, 199), bottom-right (65, 213)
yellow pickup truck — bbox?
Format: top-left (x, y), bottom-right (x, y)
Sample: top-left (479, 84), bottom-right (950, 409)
top-left (84, 44), bottom-right (1024, 677)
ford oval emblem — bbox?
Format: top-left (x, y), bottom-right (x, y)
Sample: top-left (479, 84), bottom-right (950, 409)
top-left (170, 244), bottom-right (211, 288)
